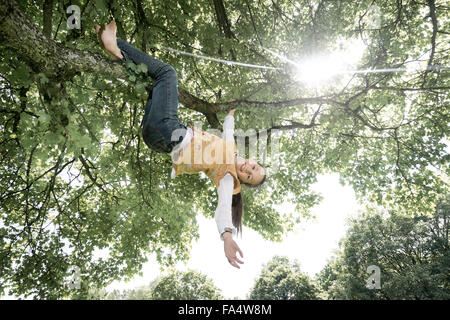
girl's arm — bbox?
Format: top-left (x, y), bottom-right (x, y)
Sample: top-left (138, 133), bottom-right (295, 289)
top-left (216, 108), bottom-right (243, 268)
top-left (215, 174), bottom-right (244, 269)
top-left (215, 174), bottom-right (236, 239)
top-left (222, 109), bottom-right (235, 141)
top-left (216, 108), bottom-right (236, 238)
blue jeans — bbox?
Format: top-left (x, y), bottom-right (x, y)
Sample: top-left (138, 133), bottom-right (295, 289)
top-left (117, 38), bottom-right (187, 153)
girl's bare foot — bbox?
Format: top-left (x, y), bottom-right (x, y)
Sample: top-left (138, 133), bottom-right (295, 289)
top-left (94, 20), bottom-right (123, 60)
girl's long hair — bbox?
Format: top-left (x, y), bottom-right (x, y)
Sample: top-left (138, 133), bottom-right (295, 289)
top-left (231, 162), bottom-right (267, 235)
top-left (231, 192), bottom-right (244, 235)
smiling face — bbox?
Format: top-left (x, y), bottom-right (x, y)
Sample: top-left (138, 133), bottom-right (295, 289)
top-left (234, 157), bottom-right (265, 185)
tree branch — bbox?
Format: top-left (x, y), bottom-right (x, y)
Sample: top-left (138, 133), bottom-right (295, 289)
top-left (212, 0), bottom-right (237, 60)
top-left (42, 0), bottom-right (54, 38)
top-left (212, 96), bottom-right (344, 112)
top-left (422, 0), bottom-right (438, 86)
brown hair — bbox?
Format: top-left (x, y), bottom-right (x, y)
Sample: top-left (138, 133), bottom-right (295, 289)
top-left (231, 162), bottom-right (267, 235)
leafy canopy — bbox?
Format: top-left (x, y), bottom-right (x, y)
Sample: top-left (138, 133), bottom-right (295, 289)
top-left (0, 0), bottom-right (448, 298)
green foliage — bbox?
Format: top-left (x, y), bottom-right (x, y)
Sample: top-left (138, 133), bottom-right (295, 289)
top-left (316, 195), bottom-right (450, 300)
top-left (249, 256), bottom-right (320, 300)
top-left (90, 270), bottom-right (223, 300)
top-left (149, 270), bottom-right (223, 300)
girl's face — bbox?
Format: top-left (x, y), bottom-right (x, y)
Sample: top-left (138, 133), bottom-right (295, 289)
top-left (235, 158), bottom-right (265, 185)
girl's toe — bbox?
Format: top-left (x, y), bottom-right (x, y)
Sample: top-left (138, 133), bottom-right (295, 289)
top-left (106, 20), bottom-right (116, 31)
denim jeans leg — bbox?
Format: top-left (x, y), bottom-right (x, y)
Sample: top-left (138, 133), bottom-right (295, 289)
top-left (117, 38), bottom-right (186, 153)
top-left (117, 38), bottom-right (172, 80)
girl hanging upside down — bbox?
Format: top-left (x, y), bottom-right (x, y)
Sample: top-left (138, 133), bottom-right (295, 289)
top-left (95, 20), bottom-right (266, 269)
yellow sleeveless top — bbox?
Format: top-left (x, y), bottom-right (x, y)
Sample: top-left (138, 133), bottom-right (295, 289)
top-left (172, 126), bottom-right (241, 195)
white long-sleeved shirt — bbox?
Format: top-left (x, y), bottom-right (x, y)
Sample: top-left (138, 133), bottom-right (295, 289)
top-left (170, 115), bottom-right (236, 240)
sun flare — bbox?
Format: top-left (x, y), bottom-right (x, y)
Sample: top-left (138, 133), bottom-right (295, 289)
top-left (294, 38), bottom-right (367, 86)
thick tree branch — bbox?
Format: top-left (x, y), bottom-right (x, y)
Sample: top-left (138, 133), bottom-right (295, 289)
top-left (212, 97), bottom-right (344, 112)
top-left (0, 0), bottom-right (222, 127)
top-left (0, 0), bottom-right (124, 79)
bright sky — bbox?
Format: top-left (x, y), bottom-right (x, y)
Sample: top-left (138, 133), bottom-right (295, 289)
top-left (107, 173), bottom-right (363, 299)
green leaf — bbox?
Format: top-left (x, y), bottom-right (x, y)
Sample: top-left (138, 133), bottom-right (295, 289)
top-left (135, 83), bottom-right (146, 94)
top-left (11, 64), bottom-right (32, 87)
top-left (137, 63), bottom-right (148, 74)
top-left (94, 0), bottom-right (108, 12)
top-left (37, 110), bottom-right (50, 124)
top-left (39, 73), bottom-right (49, 84)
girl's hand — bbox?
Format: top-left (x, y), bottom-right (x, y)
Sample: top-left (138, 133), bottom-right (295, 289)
top-left (223, 233), bottom-right (244, 269)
